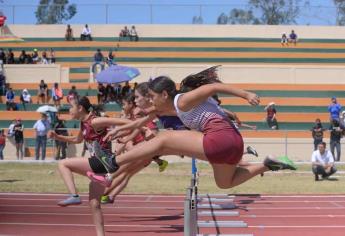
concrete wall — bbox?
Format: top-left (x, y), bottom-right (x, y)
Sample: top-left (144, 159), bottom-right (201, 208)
top-left (4, 64), bottom-right (69, 84)
top-left (104, 63), bottom-right (345, 84)
top-left (2, 137), bottom-right (344, 162)
top-left (8, 24), bottom-right (345, 39)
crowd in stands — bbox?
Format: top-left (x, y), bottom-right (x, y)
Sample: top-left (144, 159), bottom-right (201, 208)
top-left (97, 81), bottom-right (134, 105)
top-left (119, 25), bottom-right (139, 41)
top-left (0, 48), bottom-right (56, 65)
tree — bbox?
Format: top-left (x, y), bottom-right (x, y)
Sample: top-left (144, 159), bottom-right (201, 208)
top-left (192, 16), bottom-right (203, 24)
top-left (228, 9), bottom-right (260, 24)
top-left (35, 0), bottom-right (76, 24)
top-left (249, 0), bottom-right (300, 25)
top-left (225, 0), bottom-right (300, 25)
top-left (334, 0), bottom-right (345, 25)
top-left (217, 13), bottom-right (228, 24)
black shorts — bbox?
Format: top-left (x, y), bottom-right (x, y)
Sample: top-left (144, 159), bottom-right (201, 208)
top-left (88, 157), bottom-right (107, 174)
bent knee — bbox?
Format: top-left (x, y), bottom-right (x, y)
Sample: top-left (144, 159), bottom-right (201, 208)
top-left (89, 199), bottom-right (101, 209)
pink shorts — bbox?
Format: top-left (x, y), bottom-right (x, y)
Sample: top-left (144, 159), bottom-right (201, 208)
top-left (202, 118), bottom-right (243, 165)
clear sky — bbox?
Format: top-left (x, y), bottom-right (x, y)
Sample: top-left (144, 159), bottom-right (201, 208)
top-left (0, 0), bottom-right (339, 25)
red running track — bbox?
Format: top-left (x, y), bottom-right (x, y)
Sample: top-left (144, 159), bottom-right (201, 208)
top-left (1, 193), bottom-right (345, 235)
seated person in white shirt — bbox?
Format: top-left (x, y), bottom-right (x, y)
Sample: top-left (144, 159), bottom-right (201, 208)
top-left (311, 142), bottom-right (337, 181)
top-left (80, 24), bottom-right (92, 41)
top-left (20, 88), bottom-right (32, 111)
top-left (129, 25), bottom-right (139, 41)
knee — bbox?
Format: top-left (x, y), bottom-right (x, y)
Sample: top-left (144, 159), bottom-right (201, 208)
top-left (89, 199), bottom-right (101, 210)
top-left (58, 159), bottom-right (67, 169)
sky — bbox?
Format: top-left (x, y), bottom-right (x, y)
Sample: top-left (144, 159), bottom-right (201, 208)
top-left (0, 0), bottom-right (339, 25)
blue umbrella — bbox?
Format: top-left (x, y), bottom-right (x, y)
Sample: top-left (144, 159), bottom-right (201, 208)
top-left (95, 65), bottom-right (140, 84)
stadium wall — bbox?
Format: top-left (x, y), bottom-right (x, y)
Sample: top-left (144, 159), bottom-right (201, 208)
top-left (8, 24), bottom-right (345, 39)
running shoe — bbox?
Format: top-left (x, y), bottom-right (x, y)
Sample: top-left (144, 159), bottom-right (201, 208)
top-left (57, 194), bottom-right (82, 207)
top-left (86, 171), bottom-right (112, 187)
top-left (246, 146), bottom-right (258, 157)
top-left (101, 195), bottom-right (115, 204)
top-left (93, 141), bottom-right (119, 173)
top-left (264, 155), bottom-right (297, 171)
top-left (159, 160), bottom-right (169, 172)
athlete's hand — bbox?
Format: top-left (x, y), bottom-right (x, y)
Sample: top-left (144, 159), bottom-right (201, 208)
top-left (246, 92), bottom-right (260, 106)
top-left (48, 131), bottom-right (57, 139)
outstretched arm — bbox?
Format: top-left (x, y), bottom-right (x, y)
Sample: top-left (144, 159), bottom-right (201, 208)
top-left (177, 83), bottom-right (259, 112)
top-left (91, 117), bottom-right (131, 131)
top-left (49, 128), bottom-right (83, 144)
top-left (103, 114), bottom-right (156, 141)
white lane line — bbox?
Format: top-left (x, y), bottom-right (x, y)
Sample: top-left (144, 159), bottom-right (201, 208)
top-left (0, 204), bottom-right (184, 209)
top-left (1, 212), bottom-right (182, 217)
top-left (0, 222), bottom-right (180, 228)
top-left (0, 197), bottom-right (183, 203)
top-left (262, 195), bottom-right (345, 198)
top-left (0, 193), bottom-right (184, 198)
top-left (4, 211), bottom-right (345, 219)
top-left (330, 202), bottom-right (344, 208)
top-left (249, 225), bottom-right (345, 228)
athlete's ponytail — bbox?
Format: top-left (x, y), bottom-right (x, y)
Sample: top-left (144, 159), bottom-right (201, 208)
top-left (180, 65), bottom-right (222, 93)
top-left (76, 96), bottom-right (104, 116)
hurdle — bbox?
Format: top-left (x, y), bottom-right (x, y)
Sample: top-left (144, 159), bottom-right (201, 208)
top-left (184, 158), bottom-right (253, 236)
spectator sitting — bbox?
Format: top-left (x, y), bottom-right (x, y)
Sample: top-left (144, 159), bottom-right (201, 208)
top-left (281, 32), bottom-right (288, 46)
top-left (6, 49), bottom-right (14, 64)
top-left (105, 84), bottom-right (115, 103)
top-left (65, 24), bottom-right (75, 41)
top-left (121, 81), bottom-right (131, 97)
top-left (41, 50), bottom-right (48, 64)
top-left (0, 48), bottom-right (6, 64)
top-left (0, 73), bottom-right (5, 96)
top-left (119, 26), bottom-right (129, 41)
top-left (37, 79), bottom-right (48, 104)
top-left (32, 49), bottom-right (40, 64)
top-left (49, 48), bottom-right (56, 64)
top-left (312, 142), bottom-right (337, 181)
top-left (328, 96), bottom-right (341, 122)
top-left (106, 50), bottom-right (115, 66)
top-left (311, 118), bottom-right (325, 151)
top-left (67, 85), bottom-right (78, 104)
top-left (97, 83), bottom-right (106, 104)
top-left (129, 25), bottom-right (139, 41)
top-left (18, 50), bottom-right (27, 64)
top-left (51, 83), bottom-right (63, 107)
top-left (94, 49), bottom-right (104, 63)
top-left (264, 102), bottom-right (278, 130)
top-left (20, 88), bottom-right (32, 111)
top-left (80, 24), bottom-right (92, 41)
top-left (0, 11), bottom-right (6, 36)
top-left (329, 119), bottom-right (344, 162)
top-left (0, 129), bottom-right (5, 160)
top-left (288, 30), bottom-right (298, 45)
top-left (5, 87), bottom-right (17, 111)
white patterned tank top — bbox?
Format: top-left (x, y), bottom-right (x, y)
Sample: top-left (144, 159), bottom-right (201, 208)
top-left (173, 93), bottom-right (228, 132)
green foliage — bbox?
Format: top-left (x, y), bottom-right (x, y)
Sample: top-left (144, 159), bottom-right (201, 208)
top-left (218, 0), bottom-right (300, 25)
top-left (35, 0), bottom-right (77, 24)
top-left (334, 0), bottom-right (345, 25)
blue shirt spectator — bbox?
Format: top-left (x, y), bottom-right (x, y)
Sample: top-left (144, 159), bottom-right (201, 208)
top-left (33, 115), bottom-right (50, 136)
top-left (5, 87), bottom-right (14, 102)
top-left (328, 97), bottom-right (341, 121)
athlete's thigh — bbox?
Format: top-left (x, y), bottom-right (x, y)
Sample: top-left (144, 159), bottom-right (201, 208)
top-left (60, 157), bottom-right (92, 176)
top-left (157, 130), bottom-right (207, 160)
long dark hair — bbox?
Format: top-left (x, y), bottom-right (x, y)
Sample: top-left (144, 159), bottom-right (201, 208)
top-left (180, 65), bottom-right (222, 93)
top-left (76, 96), bottom-right (104, 116)
top-left (135, 82), bottom-right (149, 97)
top-left (148, 76), bottom-right (178, 99)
